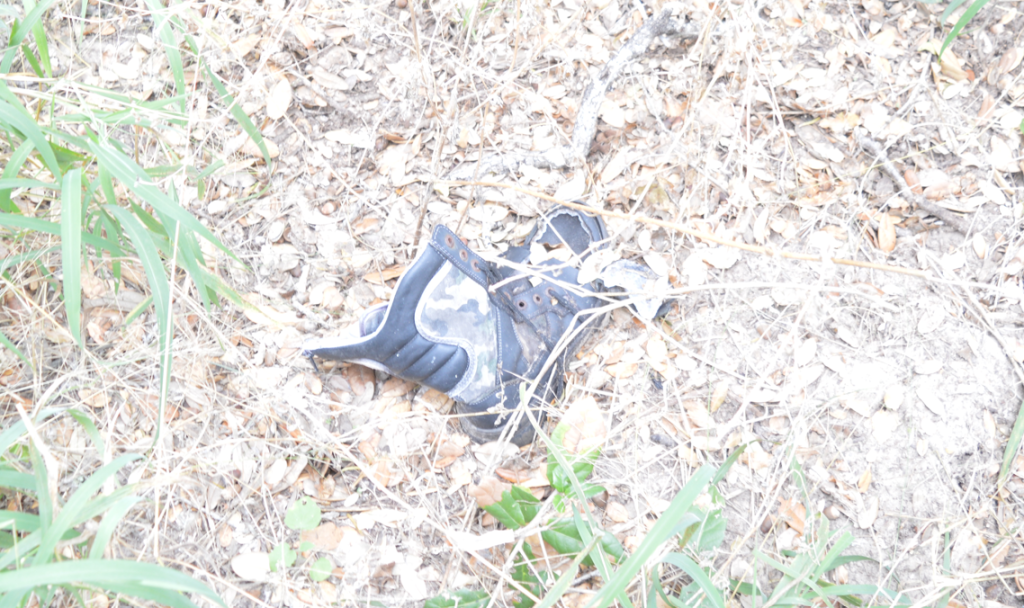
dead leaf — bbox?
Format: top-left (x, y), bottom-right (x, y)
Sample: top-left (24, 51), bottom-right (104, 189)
top-left (917, 386), bottom-right (945, 417)
top-left (300, 522), bottom-right (353, 551)
top-left (710, 381), bottom-right (729, 412)
top-left (266, 79), bottom-right (293, 120)
top-left (605, 361), bottom-right (638, 379)
top-left (701, 246), bottom-right (742, 269)
top-left (363, 265), bottom-right (406, 285)
top-left (606, 501), bottom-right (629, 523)
top-left (857, 467), bottom-right (872, 492)
top-left (468, 477), bottom-right (510, 508)
top-left (877, 213), bottom-right (896, 252)
top-left (232, 34), bottom-right (262, 58)
top-left (883, 385), bottom-right (904, 410)
top-left (560, 397), bottom-right (606, 455)
top-left (242, 293), bottom-right (300, 329)
top-left (858, 495), bottom-right (879, 529)
top-left (778, 497), bottom-right (806, 535)
top-left (231, 552), bottom-right (271, 582)
top-left (79, 387), bottom-right (110, 408)
top-left (972, 233), bottom-right (988, 259)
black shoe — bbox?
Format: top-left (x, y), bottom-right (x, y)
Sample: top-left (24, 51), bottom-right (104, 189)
top-left (302, 207), bottom-right (608, 445)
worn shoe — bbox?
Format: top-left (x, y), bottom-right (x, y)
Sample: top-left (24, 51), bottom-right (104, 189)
top-left (302, 207), bottom-right (608, 445)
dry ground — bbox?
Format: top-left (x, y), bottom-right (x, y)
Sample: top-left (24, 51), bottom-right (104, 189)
top-left (5, 0), bottom-right (1024, 605)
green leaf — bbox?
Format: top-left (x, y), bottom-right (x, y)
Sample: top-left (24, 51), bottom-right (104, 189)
top-left (284, 497), bottom-right (322, 531)
top-left (86, 137), bottom-right (233, 260)
top-left (0, 139), bottom-right (40, 212)
top-left (24, 0), bottom-right (53, 77)
top-left (269, 543), bottom-right (297, 572)
top-left (939, 0), bottom-right (972, 25)
top-left (677, 507), bottom-right (726, 553)
top-left (511, 545), bottom-right (546, 608)
top-left (481, 485), bottom-right (540, 530)
top-left (540, 518), bottom-right (623, 566)
top-left (308, 557), bottom-right (332, 581)
top-left (425, 589), bottom-right (490, 608)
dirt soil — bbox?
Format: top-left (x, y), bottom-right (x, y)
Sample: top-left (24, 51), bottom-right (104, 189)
top-left (7, 0), bottom-right (1024, 605)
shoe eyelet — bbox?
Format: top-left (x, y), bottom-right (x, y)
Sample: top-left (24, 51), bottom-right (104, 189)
top-left (545, 288), bottom-right (555, 297)
top-left (445, 235), bottom-right (455, 247)
top-left (533, 294), bottom-right (542, 304)
top-left (471, 260), bottom-right (480, 272)
top-left (517, 300), bottom-right (527, 309)
top-left (459, 250), bottom-right (468, 262)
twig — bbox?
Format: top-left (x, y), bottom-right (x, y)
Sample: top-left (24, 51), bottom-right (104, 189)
top-left (855, 128), bottom-right (976, 235)
top-left (447, 3), bottom-right (699, 179)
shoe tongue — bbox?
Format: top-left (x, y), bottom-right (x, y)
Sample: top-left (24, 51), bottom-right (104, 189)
top-left (535, 212), bottom-right (591, 256)
top-left (359, 303), bottom-right (389, 336)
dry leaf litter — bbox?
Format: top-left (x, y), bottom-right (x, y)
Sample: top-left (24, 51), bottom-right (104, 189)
top-left (3, 0), bottom-right (1024, 605)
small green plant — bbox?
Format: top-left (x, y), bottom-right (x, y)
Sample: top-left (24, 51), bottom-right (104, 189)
top-left (428, 412), bottom-right (921, 608)
top-left (0, 408), bottom-right (224, 607)
top-left (271, 496), bottom-right (333, 582)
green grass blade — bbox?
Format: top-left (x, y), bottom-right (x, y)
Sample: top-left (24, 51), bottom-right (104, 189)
top-left (28, 443), bottom-right (53, 562)
top-left (939, 0), bottom-right (971, 23)
top-left (0, 139), bottom-right (41, 212)
top-left (585, 465), bottom-right (715, 608)
top-left (60, 168), bottom-right (82, 345)
top-left (0, 470), bottom-right (36, 491)
top-left (813, 531), bottom-right (854, 578)
top-left (0, 98), bottom-right (62, 179)
top-left (0, 560), bottom-right (224, 606)
top-left (0, 177), bottom-right (62, 191)
top-left (89, 495), bottom-right (142, 559)
top-left (0, 0), bottom-right (57, 74)
top-left (998, 396), bottom-right (1024, 488)
top-left (24, 0), bottom-right (52, 77)
top-left (33, 453), bottom-right (142, 566)
top-left (940, 0), bottom-right (990, 56)
top-left (532, 535), bottom-right (602, 608)
top-left (0, 329), bottom-right (32, 371)
top-left (659, 553), bottom-right (725, 608)
top-left (202, 63), bottom-right (272, 167)
top-left (65, 409), bottom-right (105, 454)
top-left (143, 0), bottom-right (186, 112)
top-left (0, 213), bottom-right (119, 254)
top-left (105, 206), bottom-right (171, 349)
top-left (86, 137), bottom-right (233, 259)
top-left (0, 510), bottom-right (41, 533)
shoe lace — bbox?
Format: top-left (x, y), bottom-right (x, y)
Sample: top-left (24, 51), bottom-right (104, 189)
top-left (481, 260), bottom-right (584, 354)
top-left (481, 260), bottom-right (530, 324)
